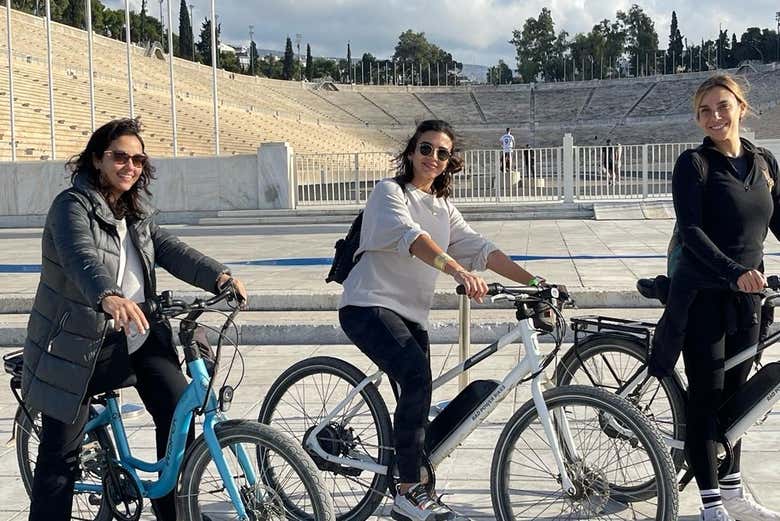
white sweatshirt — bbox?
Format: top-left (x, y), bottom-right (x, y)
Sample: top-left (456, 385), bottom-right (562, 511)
top-left (339, 179), bottom-right (498, 327)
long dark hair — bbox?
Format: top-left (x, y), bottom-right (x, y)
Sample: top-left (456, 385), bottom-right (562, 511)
top-left (394, 119), bottom-right (464, 198)
top-left (67, 118), bottom-right (156, 219)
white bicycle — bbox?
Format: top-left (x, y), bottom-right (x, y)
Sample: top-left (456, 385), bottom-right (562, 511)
top-left (258, 283), bottom-right (678, 521)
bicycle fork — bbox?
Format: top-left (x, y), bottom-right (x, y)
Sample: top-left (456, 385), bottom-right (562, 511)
top-left (202, 415), bottom-right (257, 521)
top-left (531, 376), bottom-right (577, 495)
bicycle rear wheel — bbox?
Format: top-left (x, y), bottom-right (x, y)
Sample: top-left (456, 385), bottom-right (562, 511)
top-left (14, 405), bottom-right (114, 521)
top-left (491, 385), bottom-right (678, 521)
top-left (177, 419), bottom-right (335, 521)
top-left (259, 356), bottom-right (393, 521)
top-left (555, 334), bottom-right (687, 471)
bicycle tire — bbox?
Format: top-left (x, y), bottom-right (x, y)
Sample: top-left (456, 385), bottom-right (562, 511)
top-left (177, 419), bottom-right (335, 521)
top-left (15, 405), bottom-right (114, 521)
top-left (555, 334), bottom-right (687, 471)
top-left (258, 356), bottom-right (393, 521)
top-left (491, 385), bottom-right (678, 521)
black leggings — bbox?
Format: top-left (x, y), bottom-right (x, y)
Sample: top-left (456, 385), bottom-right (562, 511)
top-left (29, 330), bottom-right (192, 521)
top-left (682, 289), bottom-right (757, 491)
top-left (339, 305), bottom-right (431, 484)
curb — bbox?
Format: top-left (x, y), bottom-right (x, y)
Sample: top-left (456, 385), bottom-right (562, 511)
top-left (0, 288), bottom-right (660, 314)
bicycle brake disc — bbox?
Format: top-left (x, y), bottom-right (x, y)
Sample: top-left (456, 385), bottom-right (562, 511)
top-left (102, 463), bottom-right (143, 521)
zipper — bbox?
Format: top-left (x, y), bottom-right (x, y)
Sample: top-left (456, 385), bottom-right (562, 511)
top-left (46, 311), bottom-right (71, 352)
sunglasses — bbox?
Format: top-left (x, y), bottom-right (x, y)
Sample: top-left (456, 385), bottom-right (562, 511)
top-left (104, 150), bottom-right (148, 168)
top-left (418, 142), bottom-right (452, 162)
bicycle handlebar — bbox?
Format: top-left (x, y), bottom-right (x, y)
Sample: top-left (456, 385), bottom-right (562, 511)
top-left (455, 282), bottom-right (570, 303)
top-left (139, 283), bottom-right (241, 321)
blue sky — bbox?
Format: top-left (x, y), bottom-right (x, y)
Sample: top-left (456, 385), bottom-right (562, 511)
top-left (106, 1), bottom-right (779, 66)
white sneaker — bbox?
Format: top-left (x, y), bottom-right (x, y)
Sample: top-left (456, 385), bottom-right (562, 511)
top-left (391, 483), bottom-right (454, 521)
top-left (701, 505), bottom-right (734, 521)
top-left (724, 493), bottom-right (780, 521)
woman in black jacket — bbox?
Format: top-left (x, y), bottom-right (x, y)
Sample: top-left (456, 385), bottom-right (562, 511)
top-left (21, 118), bottom-right (247, 521)
top-left (670, 75), bottom-right (780, 521)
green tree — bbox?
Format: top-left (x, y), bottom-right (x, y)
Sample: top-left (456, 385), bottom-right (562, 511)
top-left (616, 4), bottom-right (658, 77)
top-left (283, 36), bottom-right (294, 80)
top-left (305, 43), bottom-right (312, 80)
top-left (258, 54), bottom-right (283, 79)
top-left (178, 0), bottom-right (193, 59)
top-left (139, 0), bottom-right (147, 43)
top-left (249, 41), bottom-right (259, 75)
top-left (63, 0), bottom-right (85, 28)
top-left (510, 8), bottom-right (557, 82)
top-left (220, 50), bottom-right (242, 73)
top-left (392, 29), bottom-right (458, 85)
top-left (487, 60), bottom-right (513, 84)
top-left (346, 42), bottom-right (352, 82)
top-left (196, 18), bottom-right (220, 66)
top-left (667, 11), bottom-right (683, 73)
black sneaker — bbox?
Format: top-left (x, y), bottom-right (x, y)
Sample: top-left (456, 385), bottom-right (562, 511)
top-left (391, 483), bottom-right (455, 521)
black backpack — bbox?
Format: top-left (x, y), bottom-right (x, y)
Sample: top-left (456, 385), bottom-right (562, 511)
top-left (325, 211), bottom-right (365, 284)
top-left (325, 178), bottom-right (407, 285)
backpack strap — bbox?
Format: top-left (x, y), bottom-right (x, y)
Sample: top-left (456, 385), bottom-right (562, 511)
top-left (691, 144), bottom-right (709, 184)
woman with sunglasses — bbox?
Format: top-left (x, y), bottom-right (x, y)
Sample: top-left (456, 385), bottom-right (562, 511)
top-left (22, 118), bottom-right (247, 521)
top-left (339, 119), bottom-right (543, 521)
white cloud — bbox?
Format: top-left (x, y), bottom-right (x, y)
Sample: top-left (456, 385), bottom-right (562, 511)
top-left (100, 0), bottom-right (778, 65)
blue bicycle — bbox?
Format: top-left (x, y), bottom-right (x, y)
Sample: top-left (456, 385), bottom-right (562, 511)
top-left (5, 285), bottom-right (334, 521)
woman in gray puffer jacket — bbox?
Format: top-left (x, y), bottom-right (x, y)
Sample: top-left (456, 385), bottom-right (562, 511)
top-left (22, 118), bottom-right (247, 521)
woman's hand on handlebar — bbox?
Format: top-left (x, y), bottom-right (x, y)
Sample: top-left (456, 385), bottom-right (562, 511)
top-left (101, 295), bottom-right (149, 336)
top-left (217, 274), bottom-right (248, 308)
top-left (737, 269), bottom-right (766, 293)
top-left (451, 269), bottom-right (489, 303)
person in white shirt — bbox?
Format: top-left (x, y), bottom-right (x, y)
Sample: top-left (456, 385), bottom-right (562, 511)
top-left (339, 120), bottom-right (544, 521)
top-left (499, 127), bottom-right (515, 173)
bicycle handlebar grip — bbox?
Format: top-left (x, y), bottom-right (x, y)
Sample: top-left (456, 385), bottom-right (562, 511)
top-left (455, 283), bottom-right (504, 296)
top-left (138, 298), bottom-right (160, 320)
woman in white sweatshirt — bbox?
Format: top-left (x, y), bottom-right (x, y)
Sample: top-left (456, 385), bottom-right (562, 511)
top-left (339, 119), bottom-right (543, 521)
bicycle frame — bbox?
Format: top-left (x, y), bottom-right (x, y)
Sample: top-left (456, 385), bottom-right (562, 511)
top-left (304, 316), bottom-right (578, 494)
top-left (75, 357), bottom-right (257, 520)
top-left (604, 324), bottom-right (780, 450)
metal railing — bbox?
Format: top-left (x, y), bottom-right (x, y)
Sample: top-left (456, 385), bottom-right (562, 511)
top-left (457, 148), bottom-right (563, 203)
top-left (291, 140), bottom-right (700, 206)
top-left (294, 151), bottom-right (394, 206)
top-left (574, 143), bottom-right (696, 199)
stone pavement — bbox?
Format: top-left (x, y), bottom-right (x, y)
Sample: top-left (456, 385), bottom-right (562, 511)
top-left (1, 219), bottom-right (780, 519)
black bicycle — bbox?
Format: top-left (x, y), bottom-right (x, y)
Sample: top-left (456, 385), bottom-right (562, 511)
top-left (554, 275), bottom-right (780, 491)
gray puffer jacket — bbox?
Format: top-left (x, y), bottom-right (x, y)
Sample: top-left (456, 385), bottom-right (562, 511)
top-left (22, 172), bottom-right (229, 424)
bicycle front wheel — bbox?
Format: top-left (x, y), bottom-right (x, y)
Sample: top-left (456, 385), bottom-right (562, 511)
top-left (491, 385), bottom-right (678, 521)
top-left (259, 356), bottom-right (393, 521)
top-left (555, 334), bottom-right (687, 471)
top-left (177, 420), bottom-right (335, 521)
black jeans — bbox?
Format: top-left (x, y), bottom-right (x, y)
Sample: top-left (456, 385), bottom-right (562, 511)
top-left (682, 289), bottom-right (757, 491)
top-left (339, 305), bottom-right (431, 484)
top-left (29, 327), bottom-right (192, 521)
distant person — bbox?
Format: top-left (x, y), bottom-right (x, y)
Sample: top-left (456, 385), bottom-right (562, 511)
top-left (602, 138), bottom-right (615, 184)
top-left (525, 144), bottom-right (535, 177)
top-left (500, 127), bottom-right (515, 173)
top-left (613, 142), bottom-right (623, 184)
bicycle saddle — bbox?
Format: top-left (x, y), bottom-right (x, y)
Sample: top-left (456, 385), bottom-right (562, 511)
top-left (636, 275), bottom-right (670, 305)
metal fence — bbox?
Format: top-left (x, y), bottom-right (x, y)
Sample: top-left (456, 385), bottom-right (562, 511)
top-left (295, 152), bottom-right (394, 206)
top-left (292, 141), bottom-right (699, 206)
top-left (457, 148), bottom-right (563, 203)
top-left (574, 143), bottom-right (696, 200)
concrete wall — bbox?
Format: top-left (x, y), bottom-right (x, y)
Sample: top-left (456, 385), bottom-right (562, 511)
top-left (0, 143), bottom-right (294, 226)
